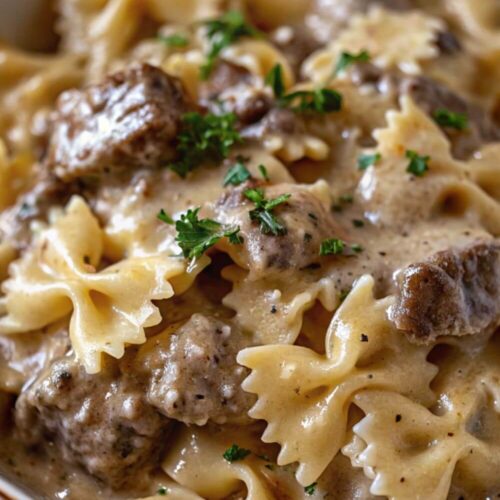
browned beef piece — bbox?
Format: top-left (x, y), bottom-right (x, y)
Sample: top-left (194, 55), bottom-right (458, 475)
top-left (144, 314), bottom-right (254, 425)
top-left (200, 62), bottom-right (273, 126)
top-left (0, 171), bottom-right (79, 250)
top-left (46, 64), bottom-right (188, 181)
top-left (391, 240), bottom-right (500, 343)
top-left (400, 76), bottom-right (500, 159)
top-left (215, 183), bottom-right (346, 278)
top-left (15, 355), bottom-right (172, 490)
top-left (271, 25), bottom-right (321, 75)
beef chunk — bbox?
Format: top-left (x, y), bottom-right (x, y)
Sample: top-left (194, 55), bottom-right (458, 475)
top-left (216, 183), bottom-right (344, 278)
top-left (0, 171), bottom-right (78, 250)
top-left (144, 314), bottom-right (254, 425)
top-left (271, 25), bottom-right (321, 75)
top-left (200, 62), bottom-right (273, 126)
top-left (391, 240), bottom-right (500, 343)
top-left (400, 76), bottom-right (500, 159)
top-left (199, 62), bottom-right (252, 102)
top-left (15, 355), bottom-right (171, 489)
top-left (46, 64), bottom-right (188, 181)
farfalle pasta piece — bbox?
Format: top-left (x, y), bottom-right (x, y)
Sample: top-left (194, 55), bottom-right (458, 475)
top-left (304, 7), bottom-right (443, 82)
top-left (222, 265), bottom-right (337, 345)
top-left (146, 0), bottom-right (221, 24)
top-left (0, 140), bottom-right (34, 210)
top-left (359, 97), bottom-right (500, 235)
top-left (237, 275), bottom-right (437, 485)
top-left (448, 0), bottom-right (500, 53)
top-left (0, 196), bottom-right (201, 373)
top-left (162, 426), bottom-right (275, 500)
top-left (346, 334), bottom-right (500, 499)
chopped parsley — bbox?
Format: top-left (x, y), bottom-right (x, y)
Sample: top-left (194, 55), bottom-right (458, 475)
top-left (244, 188), bottom-right (291, 236)
top-left (405, 149), bottom-right (430, 177)
top-left (334, 50), bottom-right (371, 75)
top-left (432, 108), bottom-right (468, 130)
top-left (320, 238), bottom-right (345, 255)
top-left (258, 164), bottom-right (270, 181)
top-left (358, 152), bottom-right (381, 170)
top-left (169, 112), bottom-right (241, 177)
top-left (339, 288), bottom-right (351, 302)
top-left (265, 63), bottom-right (286, 99)
top-left (304, 482), bottom-right (318, 495)
top-left (201, 11), bottom-right (260, 79)
top-left (158, 33), bottom-right (188, 47)
top-left (280, 88), bottom-right (342, 114)
top-left (157, 209), bottom-right (174, 225)
top-left (160, 208), bottom-right (242, 259)
top-left (351, 243), bottom-right (363, 253)
top-left (157, 486), bottom-right (168, 496)
top-left (224, 158), bottom-right (251, 186)
top-left (265, 64), bottom-right (342, 114)
top-left (223, 444), bottom-right (251, 463)
top-left (352, 219), bottom-right (365, 228)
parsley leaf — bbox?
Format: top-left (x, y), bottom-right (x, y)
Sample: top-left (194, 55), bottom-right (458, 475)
top-left (304, 482), bottom-right (318, 495)
top-left (224, 159), bottom-right (251, 186)
top-left (169, 112), bottom-right (241, 177)
top-left (280, 88), bottom-right (342, 114)
top-left (156, 486), bottom-right (168, 496)
top-left (320, 238), bottom-right (345, 256)
top-left (201, 11), bottom-right (260, 79)
top-left (265, 64), bottom-right (342, 114)
top-left (244, 188), bottom-right (291, 236)
top-left (405, 149), bottom-right (430, 177)
top-left (158, 34), bottom-right (188, 47)
top-left (334, 50), bottom-right (371, 75)
top-left (223, 444), bottom-right (251, 463)
top-left (432, 108), bottom-right (468, 131)
top-left (258, 164), bottom-right (270, 181)
top-left (157, 209), bottom-right (174, 225)
top-left (358, 152), bottom-right (381, 170)
top-left (166, 208), bottom-right (241, 259)
top-left (265, 63), bottom-right (285, 98)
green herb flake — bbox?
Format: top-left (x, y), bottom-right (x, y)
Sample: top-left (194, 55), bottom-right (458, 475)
top-left (304, 481), bottom-right (318, 495)
top-left (169, 112), bottom-right (241, 177)
top-left (244, 188), bottom-right (291, 236)
top-left (334, 50), bottom-right (371, 75)
top-left (223, 444), bottom-right (251, 463)
top-left (265, 64), bottom-right (285, 99)
top-left (357, 152), bottom-right (381, 170)
top-left (351, 243), bottom-right (363, 253)
top-left (224, 159), bottom-right (251, 186)
top-left (320, 238), bottom-right (345, 256)
top-left (405, 149), bottom-right (430, 177)
top-left (339, 193), bottom-right (353, 203)
top-left (158, 34), bottom-right (188, 47)
top-left (157, 485), bottom-right (168, 496)
top-left (157, 209), bottom-right (174, 225)
top-left (201, 11), bottom-right (260, 79)
top-left (171, 208), bottom-right (241, 259)
top-left (339, 288), bottom-right (351, 302)
top-left (432, 108), bottom-right (468, 131)
top-left (258, 164), bottom-right (270, 181)
top-left (352, 219), bottom-right (365, 227)
top-left (265, 64), bottom-right (342, 114)
top-left (281, 88), bottom-right (342, 114)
